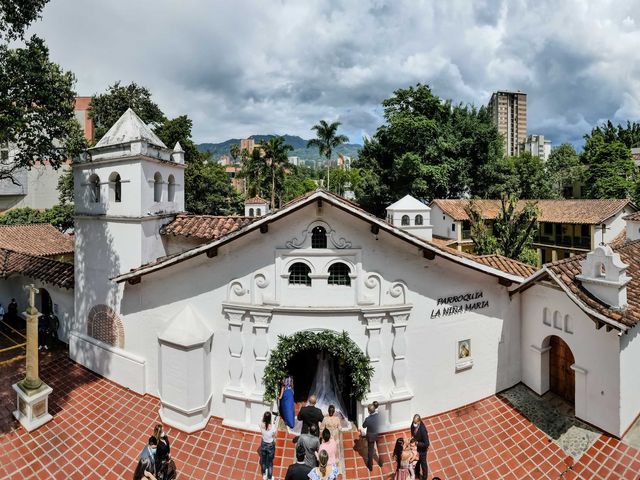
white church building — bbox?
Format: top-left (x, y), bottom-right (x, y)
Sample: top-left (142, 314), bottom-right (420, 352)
top-left (67, 109), bottom-right (640, 439)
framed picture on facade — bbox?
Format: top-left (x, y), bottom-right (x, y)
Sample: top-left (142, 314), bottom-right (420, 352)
top-left (455, 339), bottom-right (473, 372)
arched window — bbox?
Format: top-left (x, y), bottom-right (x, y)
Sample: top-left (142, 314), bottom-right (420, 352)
top-left (401, 215), bottom-right (410, 226)
top-left (257, 208), bottom-right (261, 216)
top-left (328, 262), bottom-right (351, 286)
top-left (288, 262), bottom-right (311, 286)
top-left (415, 214), bottom-right (423, 225)
top-left (109, 172), bottom-right (121, 203)
top-left (167, 174), bottom-right (175, 202)
top-left (249, 208), bottom-right (254, 217)
top-left (89, 174), bottom-right (100, 203)
top-left (154, 172), bottom-right (163, 202)
top-left (311, 226), bottom-right (327, 248)
top-left (598, 263), bottom-right (606, 277)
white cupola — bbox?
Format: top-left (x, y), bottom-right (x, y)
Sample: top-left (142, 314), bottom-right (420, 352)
top-left (576, 245), bottom-right (631, 310)
top-left (245, 196), bottom-right (270, 217)
top-left (624, 212), bottom-right (640, 242)
top-left (386, 194), bottom-right (433, 241)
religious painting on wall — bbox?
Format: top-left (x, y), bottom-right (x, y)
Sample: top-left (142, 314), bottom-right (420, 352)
top-left (458, 339), bottom-right (471, 359)
top-left (455, 339), bottom-right (473, 372)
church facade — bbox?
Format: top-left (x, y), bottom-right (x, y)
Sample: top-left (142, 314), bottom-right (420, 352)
top-left (69, 109), bottom-right (640, 438)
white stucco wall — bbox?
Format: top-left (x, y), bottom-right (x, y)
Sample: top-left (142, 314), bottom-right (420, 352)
top-left (115, 202), bottom-right (521, 432)
top-left (619, 324), bottom-right (640, 435)
top-left (521, 283), bottom-right (621, 435)
top-left (603, 206), bottom-right (636, 244)
top-left (430, 205), bottom-right (457, 240)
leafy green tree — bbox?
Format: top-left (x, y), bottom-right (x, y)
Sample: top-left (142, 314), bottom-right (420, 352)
top-left (282, 166), bottom-right (317, 203)
top-left (546, 144), bottom-right (585, 198)
top-left (354, 84), bottom-right (503, 215)
top-left (581, 133), bottom-right (636, 199)
top-left (481, 153), bottom-right (556, 199)
top-left (465, 194), bottom-right (539, 265)
top-left (307, 120), bottom-right (349, 189)
top-left (0, 36), bottom-right (87, 182)
top-left (0, 203), bottom-right (74, 232)
top-left (57, 168), bottom-right (74, 204)
top-left (464, 200), bottom-right (497, 255)
top-left (154, 115), bottom-right (201, 163)
top-left (0, 0), bottom-right (48, 40)
top-left (261, 136), bottom-right (293, 209)
top-left (89, 81), bottom-right (166, 140)
top-left (184, 160), bottom-right (241, 215)
top-left (590, 120), bottom-right (640, 148)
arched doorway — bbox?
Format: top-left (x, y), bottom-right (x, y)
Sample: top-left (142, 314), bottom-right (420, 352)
top-left (287, 348), bottom-right (357, 420)
top-left (263, 330), bottom-right (372, 423)
top-left (39, 288), bottom-right (53, 316)
top-left (547, 335), bottom-right (575, 403)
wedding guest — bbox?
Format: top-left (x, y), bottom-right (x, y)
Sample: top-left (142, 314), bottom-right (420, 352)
top-left (362, 403), bottom-right (384, 471)
top-left (279, 375), bottom-right (296, 429)
top-left (133, 456), bottom-right (155, 480)
top-left (7, 298), bottom-right (17, 328)
top-left (152, 424), bottom-right (170, 479)
top-left (259, 411), bottom-right (277, 480)
top-left (139, 436), bottom-right (158, 463)
top-left (410, 414), bottom-right (430, 480)
top-left (316, 428), bottom-right (338, 470)
top-left (296, 423), bottom-right (320, 469)
top-left (392, 438), bottom-right (411, 480)
top-left (308, 449), bottom-right (339, 480)
top-left (284, 444), bottom-right (312, 480)
top-left (320, 405), bottom-right (340, 445)
top-left (38, 313), bottom-right (49, 351)
top-left (158, 455), bottom-right (177, 480)
top-left (298, 394), bottom-right (323, 436)
top-left (408, 438), bottom-right (418, 479)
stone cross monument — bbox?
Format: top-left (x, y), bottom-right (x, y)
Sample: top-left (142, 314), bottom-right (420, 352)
top-left (12, 284), bottom-right (53, 431)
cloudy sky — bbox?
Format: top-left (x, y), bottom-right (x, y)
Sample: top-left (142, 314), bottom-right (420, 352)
top-left (31, 0), bottom-right (640, 147)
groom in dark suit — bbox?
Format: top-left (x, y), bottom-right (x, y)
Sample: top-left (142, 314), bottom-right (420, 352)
top-left (297, 394), bottom-right (324, 436)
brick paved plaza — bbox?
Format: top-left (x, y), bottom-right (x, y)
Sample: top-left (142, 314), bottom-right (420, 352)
top-left (1, 349), bottom-right (640, 479)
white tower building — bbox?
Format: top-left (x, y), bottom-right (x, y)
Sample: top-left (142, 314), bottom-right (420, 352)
top-left (72, 109), bottom-right (185, 360)
top-left (386, 195), bottom-right (433, 241)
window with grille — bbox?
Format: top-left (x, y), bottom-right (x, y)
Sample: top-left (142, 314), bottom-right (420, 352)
top-left (311, 226), bottom-right (327, 248)
top-left (401, 215), bottom-right (410, 226)
top-left (415, 214), bottom-right (423, 225)
top-left (288, 262), bottom-right (311, 285)
top-left (328, 262), bottom-right (351, 286)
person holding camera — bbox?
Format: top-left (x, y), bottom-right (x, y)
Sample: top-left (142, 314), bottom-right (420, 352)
top-left (259, 411), bottom-right (277, 480)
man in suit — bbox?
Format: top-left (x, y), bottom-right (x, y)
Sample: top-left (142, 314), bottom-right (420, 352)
top-left (297, 394), bottom-right (323, 436)
top-left (362, 403), bottom-right (384, 471)
top-left (296, 423), bottom-right (320, 469)
top-left (284, 444), bottom-right (313, 480)
top-left (410, 413), bottom-right (430, 480)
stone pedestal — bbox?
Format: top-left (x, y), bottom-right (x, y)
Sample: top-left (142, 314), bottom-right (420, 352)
top-left (12, 382), bottom-right (53, 432)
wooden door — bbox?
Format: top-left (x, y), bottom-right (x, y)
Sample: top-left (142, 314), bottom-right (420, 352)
top-left (549, 336), bottom-right (575, 403)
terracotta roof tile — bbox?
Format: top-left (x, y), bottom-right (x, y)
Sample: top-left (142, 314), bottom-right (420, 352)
top-left (161, 214), bottom-right (255, 241)
top-left (474, 255), bottom-right (537, 278)
top-left (245, 196), bottom-right (268, 205)
top-left (623, 211), bottom-right (640, 221)
top-left (431, 199), bottom-right (633, 224)
top-left (546, 240), bottom-right (640, 327)
top-left (0, 248), bottom-right (74, 289)
top-left (0, 224), bottom-right (74, 257)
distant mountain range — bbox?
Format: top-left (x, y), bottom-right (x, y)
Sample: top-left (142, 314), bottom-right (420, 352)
top-left (197, 134), bottom-right (361, 163)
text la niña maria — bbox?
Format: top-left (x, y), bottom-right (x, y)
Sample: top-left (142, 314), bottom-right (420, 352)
top-left (430, 290), bottom-right (489, 319)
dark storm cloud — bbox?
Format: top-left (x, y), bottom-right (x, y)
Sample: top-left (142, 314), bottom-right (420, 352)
top-left (29, 0), bottom-right (640, 147)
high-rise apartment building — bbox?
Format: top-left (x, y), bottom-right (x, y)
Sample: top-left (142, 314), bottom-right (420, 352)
top-left (488, 90), bottom-right (527, 157)
top-left (240, 138), bottom-right (255, 153)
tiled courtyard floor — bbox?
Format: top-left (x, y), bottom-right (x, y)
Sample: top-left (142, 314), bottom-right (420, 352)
top-left (1, 349), bottom-right (640, 479)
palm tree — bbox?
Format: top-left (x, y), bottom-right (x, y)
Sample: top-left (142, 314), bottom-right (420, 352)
top-left (307, 120), bottom-right (349, 190)
top-left (239, 147), bottom-right (265, 197)
top-left (229, 143), bottom-right (240, 164)
top-left (261, 136), bottom-right (293, 209)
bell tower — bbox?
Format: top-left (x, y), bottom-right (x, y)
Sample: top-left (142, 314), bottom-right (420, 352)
top-left (73, 109), bottom-right (186, 333)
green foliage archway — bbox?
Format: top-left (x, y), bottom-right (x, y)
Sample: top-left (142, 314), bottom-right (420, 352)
top-left (263, 330), bottom-right (373, 403)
